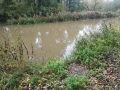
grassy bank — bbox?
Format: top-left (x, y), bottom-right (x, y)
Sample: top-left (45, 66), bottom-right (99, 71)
top-left (7, 11), bottom-right (117, 25)
top-left (0, 22), bottom-right (120, 90)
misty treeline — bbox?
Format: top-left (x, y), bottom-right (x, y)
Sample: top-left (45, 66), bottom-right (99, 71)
top-left (0, 0), bottom-right (120, 22)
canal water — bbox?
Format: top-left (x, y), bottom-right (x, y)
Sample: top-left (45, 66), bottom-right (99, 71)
top-left (0, 18), bottom-right (118, 64)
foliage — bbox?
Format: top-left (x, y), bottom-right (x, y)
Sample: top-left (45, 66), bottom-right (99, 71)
top-left (65, 75), bottom-right (87, 90)
top-left (0, 0), bottom-right (63, 21)
top-left (72, 22), bottom-right (120, 69)
top-left (69, 0), bottom-right (85, 12)
top-left (0, 0), bottom-right (119, 22)
top-left (0, 71), bottom-right (26, 89)
top-left (7, 11), bottom-right (116, 25)
top-left (83, 0), bottom-right (120, 11)
top-left (46, 60), bottom-right (68, 79)
top-left (0, 32), bottom-right (40, 89)
top-left (0, 35), bottom-right (24, 72)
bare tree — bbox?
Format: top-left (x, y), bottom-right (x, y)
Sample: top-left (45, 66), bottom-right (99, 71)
top-left (83, 0), bottom-right (103, 11)
top-left (93, 0), bottom-right (99, 10)
top-left (83, 0), bottom-right (90, 10)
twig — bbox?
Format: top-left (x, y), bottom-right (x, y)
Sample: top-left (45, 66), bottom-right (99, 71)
top-left (22, 40), bottom-right (29, 59)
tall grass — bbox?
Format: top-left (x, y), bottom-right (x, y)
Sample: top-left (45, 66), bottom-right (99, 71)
top-left (7, 11), bottom-right (117, 25)
top-left (0, 33), bottom-right (36, 89)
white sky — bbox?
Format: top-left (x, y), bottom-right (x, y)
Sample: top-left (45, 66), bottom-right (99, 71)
top-left (104, 0), bottom-right (113, 1)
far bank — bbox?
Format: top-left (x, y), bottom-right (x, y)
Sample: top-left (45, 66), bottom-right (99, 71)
top-left (7, 11), bottom-right (118, 25)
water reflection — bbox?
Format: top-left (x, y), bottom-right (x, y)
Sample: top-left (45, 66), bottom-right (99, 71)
top-left (38, 31), bottom-right (41, 36)
top-left (2, 27), bottom-right (12, 38)
top-left (45, 32), bottom-right (49, 35)
top-left (35, 32), bottom-right (42, 48)
top-left (63, 30), bottom-right (68, 43)
top-left (56, 39), bottom-right (61, 44)
top-left (63, 24), bottom-right (102, 58)
top-left (3, 27), bottom-right (10, 32)
top-left (35, 37), bottom-right (42, 48)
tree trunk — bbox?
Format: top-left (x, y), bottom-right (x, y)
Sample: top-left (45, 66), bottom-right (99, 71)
top-left (93, 0), bottom-right (99, 11)
top-left (38, 0), bottom-right (42, 9)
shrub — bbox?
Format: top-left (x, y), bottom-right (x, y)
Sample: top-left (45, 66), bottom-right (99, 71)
top-left (7, 19), bottom-right (18, 25)
top-left (106, 11), bottom-right (116, 18)
top-left (18, 17), bottom-right (27, 24)
top-left (7, 11), bottom-right (118, 25)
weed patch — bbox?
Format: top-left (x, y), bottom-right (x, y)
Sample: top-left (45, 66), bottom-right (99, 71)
top-left (65, 75), bottom-right (87, 90)
top-left (0, 22), bottom-right (120, 89)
